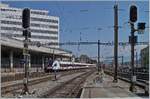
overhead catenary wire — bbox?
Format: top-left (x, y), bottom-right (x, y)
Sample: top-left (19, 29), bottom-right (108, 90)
top-left (30, 41), bottom-right (149, 47)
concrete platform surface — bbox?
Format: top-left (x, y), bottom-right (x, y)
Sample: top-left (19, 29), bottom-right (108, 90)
top-left (80, 72), bottom-right (145, 98)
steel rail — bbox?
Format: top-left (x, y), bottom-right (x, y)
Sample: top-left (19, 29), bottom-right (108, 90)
top-left (39, 69), bottom-right (94, 98)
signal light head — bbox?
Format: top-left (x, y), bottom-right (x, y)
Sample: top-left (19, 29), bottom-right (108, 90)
top-left (22, 8), bottom-right (30, 28)
top-left (130, 5), bottom-right (137, 23)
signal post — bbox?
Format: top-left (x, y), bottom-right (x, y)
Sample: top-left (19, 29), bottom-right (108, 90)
top-left (129, 5), bottom-right (146, 92)
top-left (22, 8), bottom-right (31, 94)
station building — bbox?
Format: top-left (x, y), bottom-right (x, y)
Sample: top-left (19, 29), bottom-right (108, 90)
top-left (0, 3), bottom-right (59, 48)
top-left (0, 3), bottom-right (72, 73)
top-left (1, 36), bottom-right (72, 73)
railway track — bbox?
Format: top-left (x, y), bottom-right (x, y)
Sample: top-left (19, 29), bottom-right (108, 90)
top-left (39, 69), bottom-right (94, 98)
top-left (1, 69), bottom-right (88, 96)
top-left (1, 75), bottom-right (52, 95)
top-left (104, 70), bottom-right (149, 85)
top-left (1, 72), bottom-right (49, 83)
top-left (104, 70), bottom-right (149, 95)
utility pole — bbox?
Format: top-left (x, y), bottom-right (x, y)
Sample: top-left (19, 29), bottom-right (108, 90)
top-left (113, 4), bottom-right (118, 82)
top-left (97, 40), bottom-right (101, 72)
top-left (52, 49), bottom-right (55, 61)
top-left (22, 8), bottom-right (31, 94)
top-left (136, 51), bottom-right (138, 67)
top-left (52, 49), bottom-right (57, 80)
top-left (121, 56), bottom-right (124, 66)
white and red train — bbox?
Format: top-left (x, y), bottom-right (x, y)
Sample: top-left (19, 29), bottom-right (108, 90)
top-left (44, 60), bottom-right (96, 72)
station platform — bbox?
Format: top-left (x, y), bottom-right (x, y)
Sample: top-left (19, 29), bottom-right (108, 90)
top-left (1, 68), bottom-right (44, 77)
top-left (80, 72), bottom-right (146, 98)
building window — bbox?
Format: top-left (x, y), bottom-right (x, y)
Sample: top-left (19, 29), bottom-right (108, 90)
top-left (1, 20), bottom-right (58, 29)
top-left (1, 26), bottom-right (22, 31)
top-left (31, 17), bottom-right (58, 23)
top-left (12, 34), bottom-right (58, 40)
top-left (1, 8), bottom-right (17, 12)
top-left (31, 29), bottom-right (58, 34)
top-left (1, 26), bottom-right (58, 34)
top-left (31, 11), bottom-right (47, 15)
top-left (1, 20), bottom-right (21, 25)
top-left (50, 25), bottom-right (58, 29)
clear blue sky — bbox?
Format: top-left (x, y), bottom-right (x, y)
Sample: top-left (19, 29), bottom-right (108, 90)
top-left (2, 0), bottom-right (149, 62)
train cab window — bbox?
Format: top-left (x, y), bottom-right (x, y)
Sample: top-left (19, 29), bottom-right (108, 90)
top-left (54, 64), bottom-right (57, 67)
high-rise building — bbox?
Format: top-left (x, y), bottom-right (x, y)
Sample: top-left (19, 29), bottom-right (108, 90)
top-left (0, 3), bottom-right (59, 48)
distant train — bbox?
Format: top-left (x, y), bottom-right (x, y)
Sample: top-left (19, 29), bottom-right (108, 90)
top-left (44, 60), bottom-right (96, 72)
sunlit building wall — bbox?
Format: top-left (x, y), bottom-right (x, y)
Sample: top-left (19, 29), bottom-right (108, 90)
top-left (0, 3), bottom-right (59, 48)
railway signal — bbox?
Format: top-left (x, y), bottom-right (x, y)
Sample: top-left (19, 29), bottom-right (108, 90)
top-left (138, 22), bottom-right (146, 34)
top-left (22, 8), bottom-right (31, 94)
top-left (22, 8), bottom-right (30, 28)
top-left (22, 8), bottom-right (31, 38)
top-left (130, 5), bottom-right (137, 23)
top-left (128, 5), bottom-right (146, 92)
top-left (23, 29), bottom-right (31, 38)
